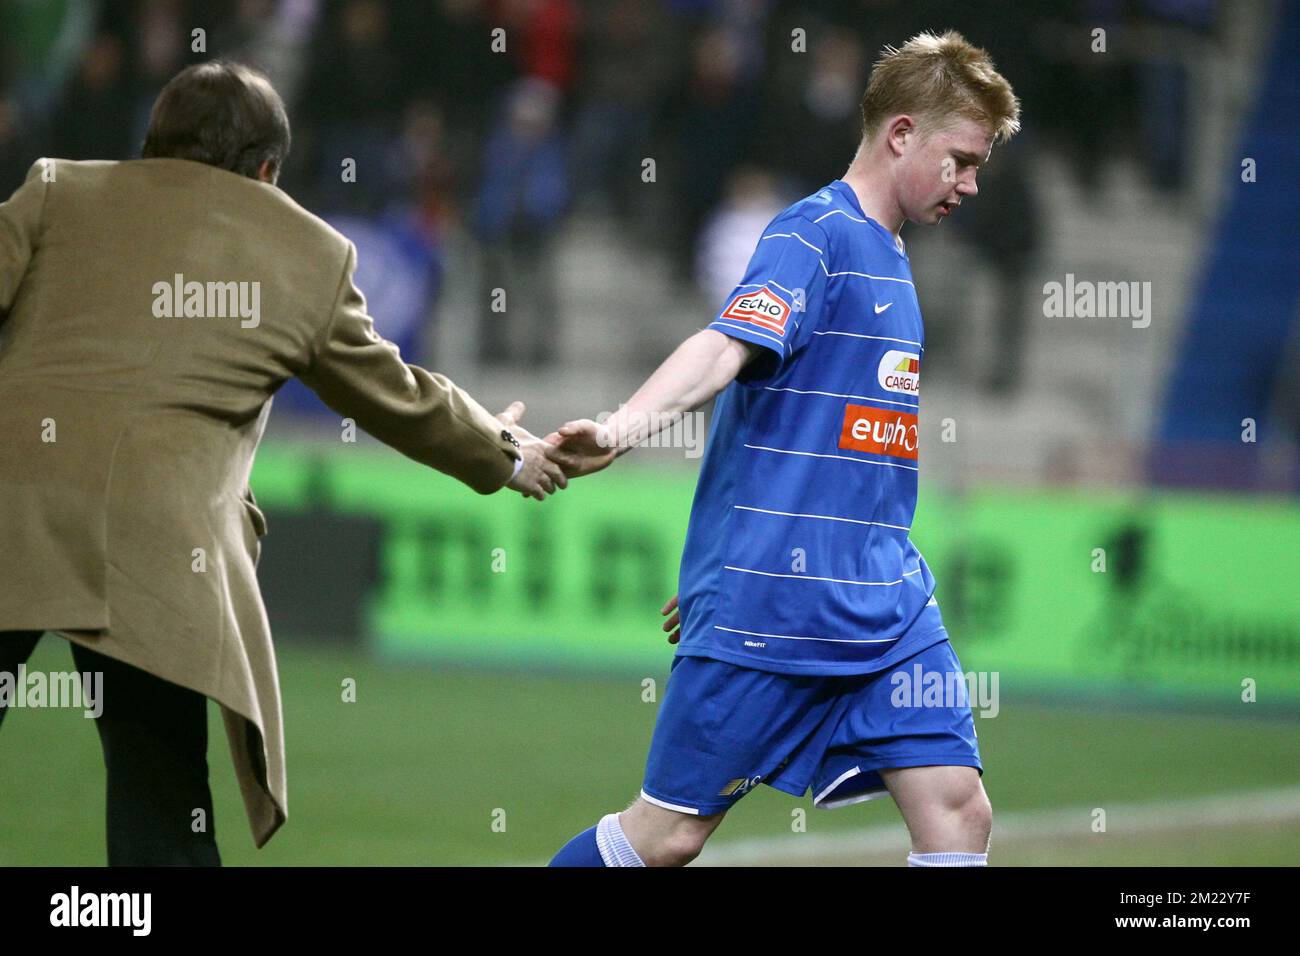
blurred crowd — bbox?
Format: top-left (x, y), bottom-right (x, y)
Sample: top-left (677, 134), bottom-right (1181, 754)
top-left (0, 0), bottom-right (1221, 381)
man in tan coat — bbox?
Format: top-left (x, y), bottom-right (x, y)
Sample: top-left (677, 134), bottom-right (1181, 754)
top-left (0, 61), bottom-right (571, 864)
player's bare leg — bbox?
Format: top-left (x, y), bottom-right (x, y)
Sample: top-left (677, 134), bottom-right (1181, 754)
top-left (880, 765), bottom-right (992, 863)
top-left (618, 796), bottom-right (727, 867)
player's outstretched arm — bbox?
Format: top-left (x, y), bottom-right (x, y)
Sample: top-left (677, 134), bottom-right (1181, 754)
top-left (544, 329), bottom-right (759, 477)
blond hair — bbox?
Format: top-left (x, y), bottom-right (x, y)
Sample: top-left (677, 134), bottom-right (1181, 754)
top-left (860, 30), bottom-right (1020, 145)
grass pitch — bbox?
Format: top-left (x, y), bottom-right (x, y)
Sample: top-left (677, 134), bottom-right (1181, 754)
top-left (2, 635), bottom-right (1296, 866)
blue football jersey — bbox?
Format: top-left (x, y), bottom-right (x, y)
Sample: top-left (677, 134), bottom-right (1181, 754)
top-left (676, 180), bottom-right (946, 675)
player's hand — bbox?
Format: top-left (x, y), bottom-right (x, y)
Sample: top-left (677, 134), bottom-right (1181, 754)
top-left (662, 593), bottom-right (680, 644)
top-left (543, 418), bottom-right (619, 478)
top-left (497, 401), bottom-right (567, 500)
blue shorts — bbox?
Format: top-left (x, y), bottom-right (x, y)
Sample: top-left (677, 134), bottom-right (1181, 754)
top-left (641, 638), bottom-right (982, 814)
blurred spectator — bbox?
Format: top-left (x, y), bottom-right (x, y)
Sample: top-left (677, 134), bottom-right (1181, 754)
top-left (473, 77), bottom-right (570, 366)
top-left (125, 0), bottom-right (197, 153)
top-left (1033, 0), bottom-right (1138, 197)
top-left (0, 95), bottom-right (39, 192)
top-left (395, 0), bottom-right (516, 146)
top-left (0, 0), bottom-right (98, 125)
top-left (569, 0), bottom-right (674, 219)
top-left (761, 24), bottom-right (866, 194)
top-left (299, 0), bottom-right (407, 213)
top-left (1134, 0), bottom-right (1218, 193)
top-left (661, 22), bottom-right (764, 278)
top-left (210, 0), bottom-right (322, 108)
top-left (386, 98), bottom-right (460, 236)
top-left (50, 31), bottom-right (134, 160)
top-left (949, 136), bottom-right (1041, 396)
top-left (496, 0), bottom-right (579, 93)
top-left (694, 165), bottom-right (785, 306)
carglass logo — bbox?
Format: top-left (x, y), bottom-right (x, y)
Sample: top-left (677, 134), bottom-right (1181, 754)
top-left (877, 350), bottom-right (919, 394)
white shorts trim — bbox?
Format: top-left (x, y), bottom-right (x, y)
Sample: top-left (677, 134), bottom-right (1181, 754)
top-left (813, 766), bottom-right (862, 803)
top-left (639, 789), bottom-right (700, 815)
top-left (811, 766), bottom-right (891, 809)
top-left (817, 787), bottom-right (891, 810)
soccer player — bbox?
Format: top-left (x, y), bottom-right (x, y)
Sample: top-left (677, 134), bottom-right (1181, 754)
top-left (546, 31), bottom-right (1020, 867)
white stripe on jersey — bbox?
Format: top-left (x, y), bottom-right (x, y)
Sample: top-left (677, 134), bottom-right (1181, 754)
top-left (764, 385), bottom-right (918, 410)
top-left (813, 209), bottom-right (869, 225)
top-left (812, 329), bottom-right (922, 347)
top-left (743, 443), bottom-right (920, 472)
top-left (819, 259), bottom-right (914, 285)
top-left (714, 624), bottom-right (901, 645)
top-left (733, 504), bottom-right (910, 532)
top-left (725, 565), bottom-right (916, 587)
top-left (810, 208), bottom-right (907, 256)
top-left (711, 321), bottom-right (789, 353)
top-left (760, 232), bottom-right (824, 254)
top-left (734, 280), bottom-right (799, 299)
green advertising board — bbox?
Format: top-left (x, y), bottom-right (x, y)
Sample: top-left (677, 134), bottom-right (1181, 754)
top-left (250, 443), bottom-right (1300, 700)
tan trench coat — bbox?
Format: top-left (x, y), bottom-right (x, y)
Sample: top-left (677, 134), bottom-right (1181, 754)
top-left (0, 157), bottom-right (521, 847)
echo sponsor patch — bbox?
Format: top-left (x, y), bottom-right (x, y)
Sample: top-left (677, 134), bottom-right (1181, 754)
top-left (720, 287), bottom-right (791, 335)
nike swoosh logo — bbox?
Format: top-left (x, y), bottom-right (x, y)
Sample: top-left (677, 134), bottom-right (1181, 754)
top-left (874, 302), bottom-right (893, 314)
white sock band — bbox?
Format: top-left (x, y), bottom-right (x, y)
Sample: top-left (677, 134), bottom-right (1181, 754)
top-left (595, 813), bottom-right (645, 867)
top-left (907, 851), bottom-right (988, 867)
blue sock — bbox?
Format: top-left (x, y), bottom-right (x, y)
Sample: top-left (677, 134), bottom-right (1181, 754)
top-left (548, 825), bottom-right (606, 867)
top-left (549, 814), bottom-right (647, 867)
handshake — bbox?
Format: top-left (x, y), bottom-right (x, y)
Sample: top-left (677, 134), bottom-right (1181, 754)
top-left (496, 400), bottom-right (620, 500)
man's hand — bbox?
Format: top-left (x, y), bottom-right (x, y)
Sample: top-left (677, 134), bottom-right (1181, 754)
top-left (543, 419), bottom-right (619, 478)
top-left (662, 593), bottom-right (680, 645)
top-left (538, 330), bottom-right (761, 480)
top-left (497, 401), bottom-right (567, 500)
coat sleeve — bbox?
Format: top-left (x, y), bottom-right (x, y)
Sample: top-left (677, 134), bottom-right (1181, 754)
top-left (0, 160), bottom-right (50, 320)
top-left (299, 241), bottom-right (521, 494)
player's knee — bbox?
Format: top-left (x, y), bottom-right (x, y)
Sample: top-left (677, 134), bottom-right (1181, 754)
top-left (657, 827), bottom-right (709, 867)
top-left (958, 787), bottom-right (993, 847)
top-left (917, 779), bottom-right (991, 851)
top-left (639, 818), bottom-right (714, 867)
top-left (623, 801), bottom-right (717, 866)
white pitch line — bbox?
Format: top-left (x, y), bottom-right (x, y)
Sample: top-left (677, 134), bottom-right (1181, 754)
top-left (692, 785), bottom-right (1300, 866)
